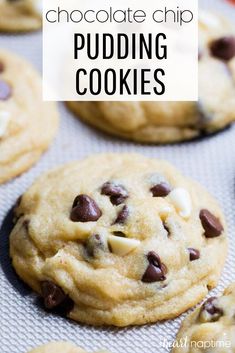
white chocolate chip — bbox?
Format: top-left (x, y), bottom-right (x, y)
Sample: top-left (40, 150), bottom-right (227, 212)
top-left (199, 11), bottom-right (221, 29)
top-left (168, 188), bottom-right (192, 219)
top-left (108, 235), bottom-right (140, 256)
top-left (0, 111), bottom-right (10, 138)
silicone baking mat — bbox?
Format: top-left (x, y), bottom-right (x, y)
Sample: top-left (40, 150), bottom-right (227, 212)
top-left (0, 1), bottom-right (235, 352)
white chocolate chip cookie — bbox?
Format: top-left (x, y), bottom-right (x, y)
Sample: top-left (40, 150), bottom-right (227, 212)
top-left (67, 12), bottom-right (235, 144)
top-left (0, 49), bottom-right (59, 184)
top-left (0, 0), bottom-right (42, 32)
top-left (10, 153), bottom-right (227, 326)
top-left (27, 341), bottom-right (109, 353)
top-left (172, 283), bottom-right (235, 353)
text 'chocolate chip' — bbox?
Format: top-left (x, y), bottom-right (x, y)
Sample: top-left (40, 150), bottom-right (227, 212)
top-left (70, 194), bottom-right (102, 222)
top-left (142, 251), bottom-right (167, 283)
top-left (210, 36), bottom-right (235, 61)
top-left (200, 209), bottom-right (223, 238)
top-left (101, 181), bottom-right (128, 205)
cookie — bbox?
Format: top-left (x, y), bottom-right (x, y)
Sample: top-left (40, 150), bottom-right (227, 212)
top-left (10, 153), bottom-right (227, 326)
top-left (172, 283), bottom-right (235, 353)
top-left (67, 12), bottom-right (235, 144)
top-left (0, 0), bottom-right (42, 32)
top-left (0, 49), bottom-right (58, 184)
top-left (28, 342), bottom-right (109, 353)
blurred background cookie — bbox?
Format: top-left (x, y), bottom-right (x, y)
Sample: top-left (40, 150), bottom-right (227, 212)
top-left (172, 283), bottom-right (235, 353)
top-left (67, 11), bottom-right (235, 144)
top-left (0, 0), bottom-right (42, 32)
top-left (0, 49), bottom-right (59, 184)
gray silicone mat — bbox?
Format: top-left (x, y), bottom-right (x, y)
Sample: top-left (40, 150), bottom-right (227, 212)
top-left (0, 1), bottom-right (235, 352)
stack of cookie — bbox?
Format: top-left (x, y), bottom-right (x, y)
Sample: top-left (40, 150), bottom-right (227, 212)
top-left (0, 3), bottom-right (235, 353)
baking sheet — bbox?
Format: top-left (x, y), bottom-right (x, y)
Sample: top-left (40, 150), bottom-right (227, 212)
top-left (0, 1), bottom-right (235, 352)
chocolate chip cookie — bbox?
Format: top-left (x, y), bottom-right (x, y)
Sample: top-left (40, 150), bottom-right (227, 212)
top-left (10, 154), bottom-right (227, 326)
top-left (28, 341), bottom-right (109, 353)
top-left (0, 0), bottom-right (42, 32)
top-left (173, 283), bottom-right (235, 353)
top-left (0, 49), bottom-right (58, 184)
top-left (67, 12), bottom-right (235, 144)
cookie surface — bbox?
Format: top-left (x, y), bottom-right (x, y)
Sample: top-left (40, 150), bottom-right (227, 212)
top-left (10, 154), bottom-right (227, 326)
top-left (0, 0), bottom-right (42, 32)
top-left (172, 283), bottom-right (235, 353)
top-left (68, 12), bottom-right (235, 144)
top-left (28, 341), bottom-right (109, 353)
top-left (0, 49), bottom-right (58, 184)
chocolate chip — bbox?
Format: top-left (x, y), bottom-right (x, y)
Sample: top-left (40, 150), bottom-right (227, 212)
top-left (163, 221), bottom-right (170, 236)
top-left (199, 209), bottom-right (223, 238)
top-left (41, 281), bottom-right (67, 309)
top-left (142, 251), bottom-right (167, 283)
top-left (200, 297), bottom-right (223, 322)
top-left (13, 195), bottom-right (23, 222)
top-left (40, 281), bottom-right (74, 316)
top-left (210, 36), bottom-right (235, 61)
top-left (0, 80), bottom-right (12, 100)
top-left (101, 182), bottom-right (128, 205)
top-left (0, 62), bottom-right (4, 73)
top-left (114, 205), bottom-right (129, 224)
top-left (112, 231), bottom-right (126, 237)
top-left (70, 194), bottom-right (102, 222)
top-left (188, 248), bottom-right (200, 261)
top-left (203, 297), bottom-right (219, 315)
top-left (86, 233), bottom-right (108, 257)
top-left (150, 182), bottom-right (171, 197)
